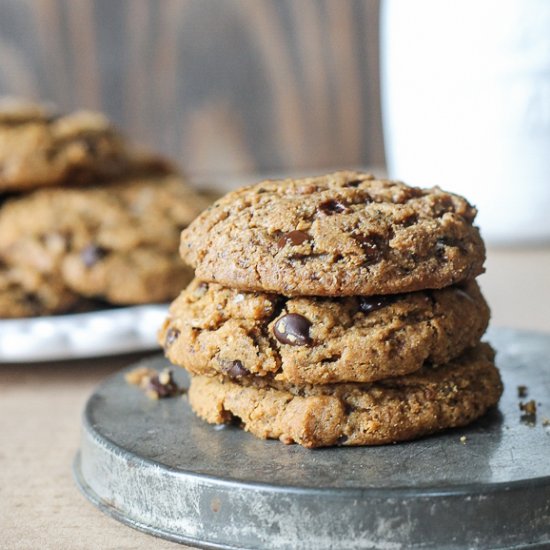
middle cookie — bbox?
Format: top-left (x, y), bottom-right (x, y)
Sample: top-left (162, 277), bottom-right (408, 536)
top-left (160, 279), bottom-right (490, 385)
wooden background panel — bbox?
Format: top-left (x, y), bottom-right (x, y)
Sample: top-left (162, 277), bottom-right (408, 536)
top-left (0, 0), bottom-right (384, 180)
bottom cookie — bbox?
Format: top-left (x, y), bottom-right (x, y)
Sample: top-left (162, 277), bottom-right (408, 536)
top-left (188, 343), bottom-right (502, 448)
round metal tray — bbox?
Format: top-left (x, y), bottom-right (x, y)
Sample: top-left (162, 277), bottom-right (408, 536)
top-left (74, 328), bottom-right (550, 549)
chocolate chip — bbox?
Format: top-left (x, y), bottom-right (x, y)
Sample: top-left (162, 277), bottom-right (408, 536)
top-left (277, 230), bottom-right (311, 248)
top-left (273, 313), bottom-right (312, 346)
top-left (357, 295), bottom-right (393, 314)
top-left (354, 234), bottom-right (385, 263)
top-left (336, 435), bottom-right (348, 445)
top-left (164, 327), bottom-right (180, 348)
top-left (146, 368), bottom-right (181, 398)
top-left (223, 360), bottom-right (249, 379)
top-left (318, 199), bottom-right (349, 215)
top-left (81, 244), bottom-right (107, 267)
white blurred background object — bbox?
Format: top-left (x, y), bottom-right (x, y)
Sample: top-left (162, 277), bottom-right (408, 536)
top-left (0, 305), bottom-right (167, 362)
top-left (381, 0), bottom-right (550, 244)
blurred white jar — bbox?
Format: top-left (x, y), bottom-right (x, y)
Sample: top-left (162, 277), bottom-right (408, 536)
top-left (381, 0), bottom-right (550, 244)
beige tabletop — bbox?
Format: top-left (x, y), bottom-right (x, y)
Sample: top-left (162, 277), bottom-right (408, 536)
top-left (1, 246), bottom-right (549, 550)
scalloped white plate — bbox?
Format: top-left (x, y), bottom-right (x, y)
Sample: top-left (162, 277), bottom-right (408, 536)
top-left (0, 304), bottom-right (168, 363)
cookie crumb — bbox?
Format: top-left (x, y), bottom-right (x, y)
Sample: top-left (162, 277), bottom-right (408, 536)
top-left (125, 366), bottom-right (156, 386)
top-left (519, 400), bottom-right (537, 415)
top-left (126, 366), bottom-right (184, 399)
top-left (542, 417), bottom-right (550, 427)
top-left (145, 368), bottom-right (183, 399)
top-left (460, 435), bottom-right (467, 444)
top-left (517, 385), bottom-right (528, 398)
top-left (519, 399), bottom-right (537, 426)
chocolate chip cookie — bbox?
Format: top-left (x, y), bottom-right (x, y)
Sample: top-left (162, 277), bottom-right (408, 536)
top-left (188, 343), bottom-right (502, 448)
top-left (0, 98), bottom-right (132, 192)
top-left (0, 262), bottom-right (81, 318)
top-left (0, 171), bottom-right (208, 310)
top-left (160, 279), bottom-right (489, 384)
top-left (180, 171), bottom-right (485, 296)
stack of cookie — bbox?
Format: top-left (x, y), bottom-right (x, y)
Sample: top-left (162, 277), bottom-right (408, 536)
top-left (0, 99), bottom-right (208, 318)
top-left (160, 171), bottom-right (503, 448)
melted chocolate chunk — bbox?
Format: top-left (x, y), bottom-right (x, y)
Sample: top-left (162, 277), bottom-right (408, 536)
top-left (223, 360), bottom-right (249, 379)
top-left (164, 327), bottom-right (180, 348)
top-left (277, 230), bottom-right (311, 248)
top-left (273, 313), bottom-right (312, 346)
top-left (354, 234), bottom-right (385, 263)
top-left (357, 295), bottom-right (393, 314)
top-left (81, 244), bottom-right (107, 267)
top-left (344, 179), bottom-right (363, 188)
top-left (318, 199), bottom-right (349, 215)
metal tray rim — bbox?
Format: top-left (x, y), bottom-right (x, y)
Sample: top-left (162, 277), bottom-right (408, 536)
top-left (82, 394), bottom-right (550, 499)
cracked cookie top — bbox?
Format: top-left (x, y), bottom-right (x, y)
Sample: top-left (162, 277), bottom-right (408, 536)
top-left (179, 171), bottom-right (485, 296)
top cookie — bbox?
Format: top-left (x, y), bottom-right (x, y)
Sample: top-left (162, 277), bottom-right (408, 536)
top-left (0, 98), bottom-right (132, 192)
top-left (180, 171), bottom-right (485, 296)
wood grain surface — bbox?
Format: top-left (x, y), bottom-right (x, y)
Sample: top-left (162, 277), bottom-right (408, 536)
top-left (0, 0), bottom-right (384, 179)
